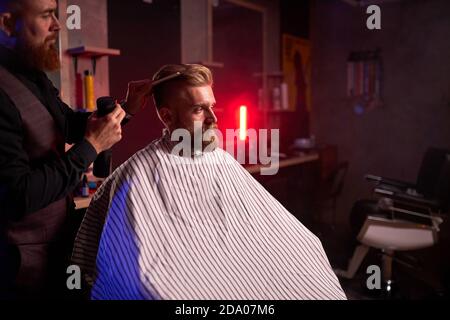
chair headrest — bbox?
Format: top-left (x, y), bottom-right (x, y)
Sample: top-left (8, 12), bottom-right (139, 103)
top-left (416, 148), bottom-right (450, 200)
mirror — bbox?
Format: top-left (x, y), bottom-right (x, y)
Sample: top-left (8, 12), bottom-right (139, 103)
top-left (212, 0), bottom-right (264, 131)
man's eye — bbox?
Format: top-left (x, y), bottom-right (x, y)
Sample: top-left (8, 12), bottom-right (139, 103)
top-left (194, 108), bottom-right (203, 114)
top-left (42, 11), bottom-right (55, 18)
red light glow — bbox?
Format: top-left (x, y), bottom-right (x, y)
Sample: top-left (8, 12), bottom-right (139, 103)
top-left (239, 105), bottom-right (247, 141)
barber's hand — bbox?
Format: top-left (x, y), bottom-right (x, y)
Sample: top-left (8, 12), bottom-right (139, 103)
top-left (123, 79), bottom-right (153, 115)
top-left (84, 104), bottom-right (126, 154)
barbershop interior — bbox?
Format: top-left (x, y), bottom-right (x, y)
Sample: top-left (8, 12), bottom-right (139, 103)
top-left (40, 0), bottom-right (450, 299)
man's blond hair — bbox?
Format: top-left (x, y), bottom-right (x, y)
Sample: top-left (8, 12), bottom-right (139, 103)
top-left (152, 64), bottom-right (213, 110)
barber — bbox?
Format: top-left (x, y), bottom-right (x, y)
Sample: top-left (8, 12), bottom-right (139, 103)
top-left (0, 0), bottom-right (151, 299)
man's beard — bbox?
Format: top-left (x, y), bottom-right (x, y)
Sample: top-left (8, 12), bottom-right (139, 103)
top-left (16, 37), bottom-right (61, 72)
top-left (173, 119), bottom-right (220, 153)
top-left (197, 123), bottom-right (219, 151)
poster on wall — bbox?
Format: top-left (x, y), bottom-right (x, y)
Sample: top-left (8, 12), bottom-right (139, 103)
top-left (282, 34), bottom-right (312, 112)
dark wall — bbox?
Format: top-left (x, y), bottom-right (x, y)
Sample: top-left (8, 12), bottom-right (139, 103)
top-left (107, 0), bottom-right (181, 168)
top-left (310, 0), bottom-right (450, 228)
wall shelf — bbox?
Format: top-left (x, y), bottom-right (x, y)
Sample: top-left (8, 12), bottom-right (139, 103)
top-left (67, 46), bottom-right (121, 57)
top-left (67, 46), bottom-right (121, 74)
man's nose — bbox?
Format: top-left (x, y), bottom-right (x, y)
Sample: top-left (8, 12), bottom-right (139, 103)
top-left (51, 13), bottom-right (61, 32)
top-left (205, 107), bottom-right (217, 124)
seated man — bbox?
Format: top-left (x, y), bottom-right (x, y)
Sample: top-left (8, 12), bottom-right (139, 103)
top-left (72, 64), bottom-right (346, 300)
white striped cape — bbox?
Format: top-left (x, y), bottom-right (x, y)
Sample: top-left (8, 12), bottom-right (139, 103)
top-left (72, 133), bottom-right (347, 300)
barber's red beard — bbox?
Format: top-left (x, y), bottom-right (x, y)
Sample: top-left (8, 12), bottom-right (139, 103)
top-left (16, 37), bottom-right (61, 72)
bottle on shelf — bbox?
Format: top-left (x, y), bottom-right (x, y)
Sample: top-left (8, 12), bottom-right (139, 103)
top-left (75, 72), bottom-right (84, 110)
top-left (81, 174), bottom-right (90, 197)
top-left (272, 86), bottom-right (281, 110)
top-left (84, 70), bottom-right (95, 111)
top-left (280, 82), bottom-right (289, 110)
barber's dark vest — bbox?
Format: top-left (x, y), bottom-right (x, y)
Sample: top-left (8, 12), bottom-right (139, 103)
top-left (0, 65), bottom-right (67, 246)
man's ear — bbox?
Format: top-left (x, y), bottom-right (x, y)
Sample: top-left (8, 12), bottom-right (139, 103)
top-left (158, 107), bottom-right (173, 128)
top-left (0, 12), bottom-right (16, 37)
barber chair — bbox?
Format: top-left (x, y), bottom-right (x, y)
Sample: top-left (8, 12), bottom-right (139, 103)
top-left (335, 148), bottom-right (450, 297)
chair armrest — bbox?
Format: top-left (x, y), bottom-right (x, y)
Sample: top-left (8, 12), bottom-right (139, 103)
top-left (365, 174), bottom-right (416, 189)
top-left (392, 193), bottom-right (441, 210)
top-left (374, 187), bottom-right (441, 211)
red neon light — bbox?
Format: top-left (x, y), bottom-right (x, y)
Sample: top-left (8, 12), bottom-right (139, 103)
top-left (239, 105), bottom-right (247, 141)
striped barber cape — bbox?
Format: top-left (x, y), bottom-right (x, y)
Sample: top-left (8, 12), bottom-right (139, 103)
top-left (72, 132), bottom-right (347, 300)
